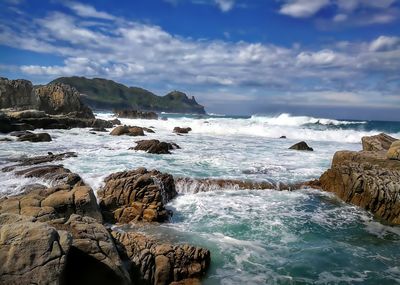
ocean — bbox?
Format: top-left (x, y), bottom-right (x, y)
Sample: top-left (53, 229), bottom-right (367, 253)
top-left (1, 112), bottom-right (400, 284)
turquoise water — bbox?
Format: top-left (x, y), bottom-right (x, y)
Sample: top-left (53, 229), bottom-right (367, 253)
top-left (1, 112), bottom-right (400, 284)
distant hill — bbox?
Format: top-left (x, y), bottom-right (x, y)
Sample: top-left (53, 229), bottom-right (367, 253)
top-left (50, 76), bottom-right (206, 114)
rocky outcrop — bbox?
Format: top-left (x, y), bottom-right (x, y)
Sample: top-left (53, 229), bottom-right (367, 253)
top-left (289, 141), bottom-right (313, 151)
top-left (361, 133), bottom-right (397, 151)
top-left (35, 83), bottom-right (94, 118)
top-left (17, 131), bottom-right (52, 142)
top-left (131, 140), bottom-right (180, 154)
top-left (0, 213), bottom-right (71, 285)
top-left (112, 231), bottom-right (210, 285)
top-left (98, 168), bottom-right (177, 223)
top-left (387, 140), bottom-right (400, 160)
top-left (110, 125), bottom-right (145, 136)
top-left (319, 134), bottom-right (400, 225)
top-left (0, 77), bottom-right (38, 109)
top-left (173, 127), bottom-right (192, 134)
top-left (115, 109), bottom-right (158, 120)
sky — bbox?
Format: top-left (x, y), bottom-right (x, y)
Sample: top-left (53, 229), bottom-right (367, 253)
top-left (0, 0), bottom-right (399, 120)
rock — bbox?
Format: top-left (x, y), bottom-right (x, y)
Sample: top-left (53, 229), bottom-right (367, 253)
top-left (110, 125), bottom-right (145, 136)
top-left (280, 136), bottom-right (286, 139)
top-left (143, 127), bottom-right (155, 133)
top-left (110, 118), bottom-right (121, 125)
top-left (35, 83), bottom-right (94, 118)
top-left (5, 109), bottom-right (47, 119)
top-left (289, 141), bottom-right (313, 151)
top-left (361, 133), bottom-right (397, 151)
top-left (173, 127), bottom-right (192, 134)
top-left (90, 127), bottom-right (107, 132)
top-left (387, 140), bottom-right (400, 160)
top-left (0, 78), bottom-right (38, 109)
top-left (319, 149), bottom-right (400, 224)
top-left (0, 213), bottom-right (71, 285)
top-left (98, 168), bottom-right (177, 223)
top-left (0, 137), bottom-right (13, 142)
top-left (131, 139), bottom-right (180, 154)
top-left (115, 109), bottom-right (158, 120)
top-left (17, 132), bottom-right (52, 142)
top-left (160, 117), bottom-right (168, 121)
top-left (112, 230), bottom-right (210, 285)
top-left (3, 152), bottom-right (77, 171)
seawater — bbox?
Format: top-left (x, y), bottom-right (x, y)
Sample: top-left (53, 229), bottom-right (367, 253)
top-left (1, 112), bottom-right (400, 284)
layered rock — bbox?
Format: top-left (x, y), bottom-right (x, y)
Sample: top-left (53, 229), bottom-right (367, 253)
top-left (361, 133), bottom-right (397, 151)
top-left (112, 231), bottom-right (210, 285)
top-left (115, 109), bottom-right (158, 120)
top-left (98, 168), bottom-right (177, 223)
top-left (0, 77), bottom-right (37, 109)
top-left (289, 141), bottom-right (313, 151)
top-left (131, 139), bottom-right (180, 154)
top-left (319, 135), bottom-right (400, 225)
top-left (110, 125), bottom-right (145, 136)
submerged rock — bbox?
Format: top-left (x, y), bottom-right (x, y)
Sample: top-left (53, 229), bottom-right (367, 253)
top-left (110, 125), bottom-right (145, 136)
top-left (361, 133), bottom-right (397, 151)
top-left (131, 139), bottom-right (180, 154)
top-left (319, 134), bottom-right (400, 225)
top-left (289, 141), bottom-right (313, 151)
top-left (173, 127), bottom-right (192, 134)
top-left (112, 230), bottom-right (210, 285)
top-left (98, 168), bottom-right (177, 223)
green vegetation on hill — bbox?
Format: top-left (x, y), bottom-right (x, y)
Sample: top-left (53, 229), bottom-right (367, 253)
top-left (50, 76), bottom-right (206, 114)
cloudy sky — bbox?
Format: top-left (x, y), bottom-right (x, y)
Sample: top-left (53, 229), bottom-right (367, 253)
top-left (0, 0), bottom-right (399, 120)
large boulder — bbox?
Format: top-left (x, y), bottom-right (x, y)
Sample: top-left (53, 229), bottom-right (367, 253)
top-left (112, 231), bottom-right (210, 285)
top-left (361, 133), bottom-right (397, 151)
top-left (387, 140), bottom-right (400, 161)
top-left (35, 83), bottom-right (94, 118)
top-left (0, 213), bottom-right (71, 285)
top-left (0, 77), bottom-right (38, 109)
top-left (131, 139), bottom-right (180, 154)
top-left (110, 125), bottom-right (145, 136)
top-left (319, 149), bottom-right (400, 224)
top-left (98, 168), bottom-right (177, 223)
top-left (115, 109), bottom-right (158, 120)
top-left (289, 141), bottom-right (313, 151)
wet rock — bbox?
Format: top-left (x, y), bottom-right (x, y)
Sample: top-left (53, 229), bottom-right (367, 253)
top-left (361, 133), bottom-right (397, 151)
top-left (387, 140), bottom-right (400, 161)
top-left (0, 213), bottom-right (71, 285)
top-left (17, 132), bottom-right (52, 142)
top-left (90, 127), bottom-right (107, 132)
top-left (131, 139), bottom-right (180, 154)
top-left (0, 137), bottom-right (13, 142)
top-left (143, 127), bottom-right (155, 133)
top-left (289, 141), bottom-right (313, 151)
top-left (98, 168), bottom-right (177, 223)
top-left (112, 231), bottom-right (210, 285)
top-left (115, 109), bottom-right (158, 120)
top-left (173, 127), bottom-right (192, 134)
top-left (319, 148), bottom-right (400, 225)
top-left (110, 118), bottom-right (122, 125)
top-left (110, 125), bottom-right (145, 136)
top-left (279, 136), bottom-right (286, 139)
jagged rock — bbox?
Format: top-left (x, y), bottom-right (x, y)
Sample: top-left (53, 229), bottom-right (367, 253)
top-left (112, 231), bottom-right (210, 285)
top-left (17, 132), bottom-right (52, 142)
top-left (115, 109), bottom-right (158, 120)
top-left (0, 213), bottom-right (71, 285)
top-left (35, 83), bottom-right (94, 118)
top-left (319, 149), bottom-right (400, 224)
top-left (387, 140), bottom-right (400, 161)
top-left (131, 139), bottom-right (180, 154)
top-left (143, 127), bottom-right (155, 133)
top-left (110, 125), bottom-right (145, 136)
top-left (98, 168), bottom-right (177, 223)
top-left (0, 78), bottom-right (38, 109)
top-left (361, 133), bottom-right (397, 151)
top-left (173, 127), bottom-right (192, 134)
top-left (289, 141), bottom-right (313, 151)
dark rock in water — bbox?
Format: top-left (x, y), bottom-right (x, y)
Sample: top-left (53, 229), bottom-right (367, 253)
top-left (387, 140), bottom-right (400, 160)
top-left (110, 125), bottom-right (145, 136)
top-left (142, 127), bottom-right (155, 133)
top-left (112, 230), bottom-right (210, 285)
top-left (115, 109), bottom-right (158, 120)
top-left (3, 152), bottom-right (77, 171)
top-left (319, 133), bottom-right (400, 225)
top-left (280, 136), bottom-right (286, 139)
top-left (9, 130), bottom-right (33, 137)
top-left (173, 127), bottom-right (192, 134)
top-left (90, 127), bottom-right (107, 132)
top-left (110, 118), bottom-right (121, 125)
top-left (17, 132), bottom-right (52, 142)
top-left (0, 137), bottom-right (13, 142)
top-left (289, 141), bottom-right (313, 151)
top-left (35, 83), bottom-right (94, 118)
top-left (362, 133), bottom-right (397, 151)
top-left (98, 168), bottom-right (177, 223)
top-left (131, 139), bottom-right (180, 154)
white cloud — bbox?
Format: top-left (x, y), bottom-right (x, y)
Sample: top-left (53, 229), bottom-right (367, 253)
top-left (296, 49), bottom-right (339, 66)
top-left (65, 1), bottom-right (115, 20)
top-left (214, 0), bottom-right (235, 12)
top-left (279, 0), bottom-right (330, 18)
top-left (369, 36), bottom-right (400, 52)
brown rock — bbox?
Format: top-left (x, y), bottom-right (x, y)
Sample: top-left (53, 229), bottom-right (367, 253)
top-left (131, 139), bottom-right (180, 154)
top-left (361, 133), bottom-right (397, 151)
top-left (173, 127), bottom-right (192, 134)
top-left (110, 125), bottom-right (145, 136)
top-left (387, 140), bottom-right (400, 160)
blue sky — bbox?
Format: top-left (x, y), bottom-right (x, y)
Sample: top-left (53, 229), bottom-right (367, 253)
top-left (0, 0), bottom-right (399, 120)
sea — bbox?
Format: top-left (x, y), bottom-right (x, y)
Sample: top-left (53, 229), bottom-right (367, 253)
top-left (1, 112), bottom-right (400, 284)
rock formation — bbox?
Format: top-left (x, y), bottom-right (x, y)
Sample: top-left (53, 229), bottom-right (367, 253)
top-left (0, 77), bottom-right (38, 109)
top-left (361, 133), bottom-right (397, 151)
top-left (110, 125), bottom-right (145, 136)
top-left (289, 141), bottom-right (313, 151)
top-left (319, 134), bottom-right (400, 225)
top-left (115, 109), bottom-right (158, 120)
top-left (131, 139), bottom-right (180, 154)
top-left (387, 140), bottom-right (400, 160)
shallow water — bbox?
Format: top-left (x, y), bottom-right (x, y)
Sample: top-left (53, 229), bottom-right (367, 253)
top-left (1, 112), bottom-right (399, 284)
